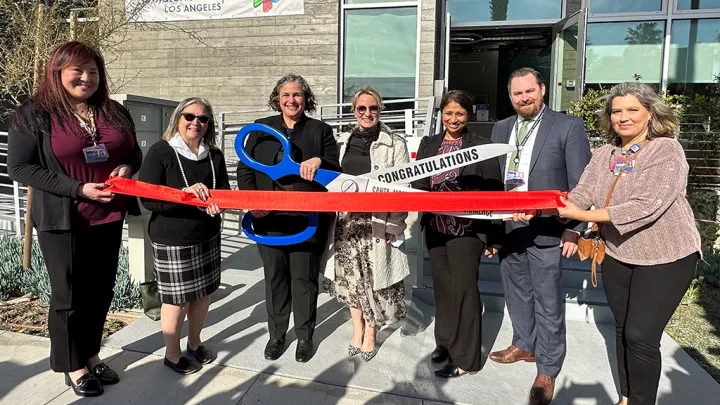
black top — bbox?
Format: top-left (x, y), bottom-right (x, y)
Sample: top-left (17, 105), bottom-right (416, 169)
top-left (139, 140), bottom-right (231, 246)
top-left (7, 101), bottom-right (142, 232)
top-left (235, 113), bottom-right (340, 237)
top-left (411, 131), bottom-right (505, 247)
top-left (341, 135), bottom-right (372, 176)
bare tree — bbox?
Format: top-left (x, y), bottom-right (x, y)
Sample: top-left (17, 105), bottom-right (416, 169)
top-left (0, 0), bottom-right (209, 117)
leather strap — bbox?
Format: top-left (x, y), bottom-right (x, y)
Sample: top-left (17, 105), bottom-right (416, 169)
top-left (589, 141), bottom-right (650, 287)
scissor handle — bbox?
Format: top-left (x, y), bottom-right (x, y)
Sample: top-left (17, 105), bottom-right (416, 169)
top-left (241, 211), bottom-right (319, 246)
top-left (235, 123), bottom-right (297, 181)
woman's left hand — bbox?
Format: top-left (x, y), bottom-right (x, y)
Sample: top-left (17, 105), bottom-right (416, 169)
top-left (557, 196), bottom-right (584, 221)
top-left (299, 157), bottom-right (322, 181)
top-left (385, 233), bottom-right (397, 243)
top-left (109, 164), bottom-right (132, 179)
top-left (206, 203), bottom-right (223, 217)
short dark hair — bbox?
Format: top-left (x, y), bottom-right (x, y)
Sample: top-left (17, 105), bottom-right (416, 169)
top-left (267, 74), bottom-right (317, 114)
top-left (507, 67), bottom-right (544, 93)
top-left (440, 90), bottom-right (474, 117)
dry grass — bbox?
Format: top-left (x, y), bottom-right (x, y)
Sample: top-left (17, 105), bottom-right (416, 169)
top-left (0, 299), bottom-right (127, 339)
top-left (666, 283), bottom-right (720, 383)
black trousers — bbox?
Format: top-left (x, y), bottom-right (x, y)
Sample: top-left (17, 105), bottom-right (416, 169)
top-left (37, 221), bottom-right (124, 372)
top-left (425, 227), bottom-right (484, 372)
top-left (257, 238), bottom-right (325, 341)
top-left (603, 253), bottom-right (697, 405)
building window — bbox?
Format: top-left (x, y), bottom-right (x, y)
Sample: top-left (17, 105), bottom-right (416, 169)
top-left (585, 21), bottom-right (665, 90)
top-left (676, 0), bottom-right (720, 10)
top-left (588, 0), bottom-right (662, 14)
top-left (668, 19), bottom-right (720, 95)
top-left (343, 8), bottom-right (418, 102)
top-left (445, 0), bottom-right (562, 24)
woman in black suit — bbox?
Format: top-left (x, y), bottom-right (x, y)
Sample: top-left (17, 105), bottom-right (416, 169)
top-left (411, 90), bottom-right (504, 379)
top-left (236, 74), bottom-right (340, 363)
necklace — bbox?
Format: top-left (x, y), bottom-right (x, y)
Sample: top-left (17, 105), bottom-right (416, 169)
top-left (173, 148), bottom-right (216, 212)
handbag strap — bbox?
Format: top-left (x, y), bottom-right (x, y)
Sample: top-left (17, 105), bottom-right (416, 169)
top-left (589, 141), bottom-right (651, 233)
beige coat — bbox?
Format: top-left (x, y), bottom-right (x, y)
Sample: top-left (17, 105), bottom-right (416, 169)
top-left (322, 124), bottom-right (411, 291)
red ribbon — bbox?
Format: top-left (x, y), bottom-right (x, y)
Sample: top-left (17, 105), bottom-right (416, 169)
top-left (105, 177), bottom-right (566, 212)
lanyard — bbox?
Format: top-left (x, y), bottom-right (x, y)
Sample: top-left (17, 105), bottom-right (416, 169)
top-left (72, 107), bottom-right (98, 145)
top-left (512, 106), bottom-right (545, 165)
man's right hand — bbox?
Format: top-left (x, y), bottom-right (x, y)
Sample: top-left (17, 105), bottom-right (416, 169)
top-left (80, 183), bottom-right (114, 203)
top-left (249, 210), bottom-right (270, 218)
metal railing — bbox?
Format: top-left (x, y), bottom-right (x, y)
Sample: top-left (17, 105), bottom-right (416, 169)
top-left (0, 131), bottom-right (27, 237)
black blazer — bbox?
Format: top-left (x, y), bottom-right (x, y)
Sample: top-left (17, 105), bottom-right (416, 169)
top-left (411, 131), bottom-right (504, 247)
top-left (7, 101), bottom-right (142, 232)
top-left (236, 113), bottom-right (340, 192)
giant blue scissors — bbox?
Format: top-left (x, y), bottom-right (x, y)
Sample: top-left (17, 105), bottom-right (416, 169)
top-left (235, 123), bottom-right (513, 246)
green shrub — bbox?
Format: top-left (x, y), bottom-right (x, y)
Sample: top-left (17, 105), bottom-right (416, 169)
top-left (699, 249), bottom-right (720, 288)
top-left (0, 234), bottom-right (140, 310)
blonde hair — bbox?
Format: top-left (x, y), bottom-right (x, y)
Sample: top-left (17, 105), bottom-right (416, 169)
top-left (599, 82), bottom-right (678, 146)
top-left (162, 97), bottom-right (217, 148)
top-left (351, 86), bottom-right (384, 113)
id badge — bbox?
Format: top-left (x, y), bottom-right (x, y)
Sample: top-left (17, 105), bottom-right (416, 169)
top-left (83, 143), bottom-right (109, 163)
top-left (505, 171), bottom-right (525, 185)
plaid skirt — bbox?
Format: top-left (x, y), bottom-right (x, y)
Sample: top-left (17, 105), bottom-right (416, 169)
top-left (152, 234), bottom-right (222, 305)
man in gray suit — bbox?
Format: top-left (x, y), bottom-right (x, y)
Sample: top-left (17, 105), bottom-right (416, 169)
top-left (488, 68), bottom-right (591, 405)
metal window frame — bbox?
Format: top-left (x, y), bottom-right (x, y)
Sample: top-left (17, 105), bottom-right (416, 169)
top-left (587, 0), bottom-right (668, 18)
top-left (671, 0), bottom-right (720, 16)
top-left (338, 1), bottom-right (421, 104)
top-left (446, 0), bottom-right (566, 28)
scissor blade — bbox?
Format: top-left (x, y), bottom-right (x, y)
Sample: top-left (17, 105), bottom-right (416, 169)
top-left (324, 173), bottom-right (422, 193)
top-left (361, 143), bottom-right (515, 184)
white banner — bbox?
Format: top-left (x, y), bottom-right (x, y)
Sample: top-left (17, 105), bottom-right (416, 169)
top-left (127, 0), bottom-right (304, 22)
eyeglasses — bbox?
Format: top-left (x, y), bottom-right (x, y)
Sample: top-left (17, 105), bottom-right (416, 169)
top-left (355, 105), bottom-right (379, 115)
top-left (181, 113), bottom-right (211, 124)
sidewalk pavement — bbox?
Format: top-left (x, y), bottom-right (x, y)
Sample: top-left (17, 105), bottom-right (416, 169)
top-left (1, 234), bottom-right (719, 405)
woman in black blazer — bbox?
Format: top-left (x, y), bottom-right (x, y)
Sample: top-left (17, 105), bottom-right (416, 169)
top-left (411, 90), bottom-right (504, 379)
top-left (236, 74), bottom-right (340, 363)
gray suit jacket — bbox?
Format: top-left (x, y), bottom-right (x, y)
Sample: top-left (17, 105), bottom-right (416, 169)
top-left (491, 106), bottom-right (591, 247)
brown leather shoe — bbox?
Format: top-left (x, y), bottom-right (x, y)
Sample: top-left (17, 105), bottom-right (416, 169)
top-left (529, 373), bottom-right (555, 405)
top-left (488, 345), bottom-right (536, 364)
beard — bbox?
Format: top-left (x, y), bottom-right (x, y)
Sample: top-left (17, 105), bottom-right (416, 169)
top-left (514, 102), bottom-right (541, 119)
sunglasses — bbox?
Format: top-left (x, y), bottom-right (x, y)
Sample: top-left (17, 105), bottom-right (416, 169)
top-left (356, 105), bottom-right (379, 115)
top-left (181, 113), bottom-right (211, 124)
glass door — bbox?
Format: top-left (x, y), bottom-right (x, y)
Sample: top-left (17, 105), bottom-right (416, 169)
top-left (550, 8), bottom-right (588, 112)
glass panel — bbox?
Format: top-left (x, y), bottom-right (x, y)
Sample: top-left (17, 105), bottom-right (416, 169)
top-left (668, 19), bottom-right (720, 95)
top-left (584, 21), bottom-right (665, 89)
top-left (446, 0), bottom-right (562, 24)
top-left (343, 8), bottom-right (418, 102)
top-left (676, 0), bottom-right (720, 10)
top-left (345, 0), bottom-right (407, 3)
top-left (589, 0), bottom-right (662, 14)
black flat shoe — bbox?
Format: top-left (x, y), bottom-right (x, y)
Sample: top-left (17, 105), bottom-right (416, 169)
top-left (295, 339), bottom-right (314, 363)
top-left (187, 344), bottom-right (216, 364)
top-left (90, 362), bottom-right (119, 385)
top-left (64, 372), bottom-right (103, 397)
top-left (264, 336), bottom-right (285, 360)
top-left (431, 347), bottom-right (449, 363)
top-left (163, 356), bottom-right (200, 375)
top-left (434, 363), bottom-right (477, 379)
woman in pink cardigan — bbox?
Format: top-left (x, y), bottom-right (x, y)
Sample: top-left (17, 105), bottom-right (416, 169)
top-left (515, 82), bottom-right (700, 405)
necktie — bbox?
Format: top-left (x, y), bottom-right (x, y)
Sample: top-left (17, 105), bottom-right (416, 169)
top-left (509, 119), bottom-right (530, 173)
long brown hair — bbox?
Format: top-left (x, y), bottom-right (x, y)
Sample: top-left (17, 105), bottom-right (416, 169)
top-left (26, 41), bottom-right (132, 132)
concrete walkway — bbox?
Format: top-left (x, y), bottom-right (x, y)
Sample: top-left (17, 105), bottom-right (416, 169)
top-left (1, 234), bottom-right (719, 405)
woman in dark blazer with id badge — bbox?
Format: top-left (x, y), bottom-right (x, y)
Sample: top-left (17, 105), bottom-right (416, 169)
top-left (411, 90), bottom-right (504, 379)
top-left (7, 41), bottom-right (141, 397)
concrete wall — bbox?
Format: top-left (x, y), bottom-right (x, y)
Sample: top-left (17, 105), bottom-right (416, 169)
top-left (106, 0), bottom-right (340, 120)
top-left (107, 0), bottom-right (438, 119)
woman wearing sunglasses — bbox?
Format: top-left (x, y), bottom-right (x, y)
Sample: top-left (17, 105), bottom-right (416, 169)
top-left (138, 97), bottom-right (230, 374)
top-left (236, 74), bottom-right (340, 363)
top-left (323, 87), bottom-right (410, 362)
top-left (412, 90), bottom-right (504, 379)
